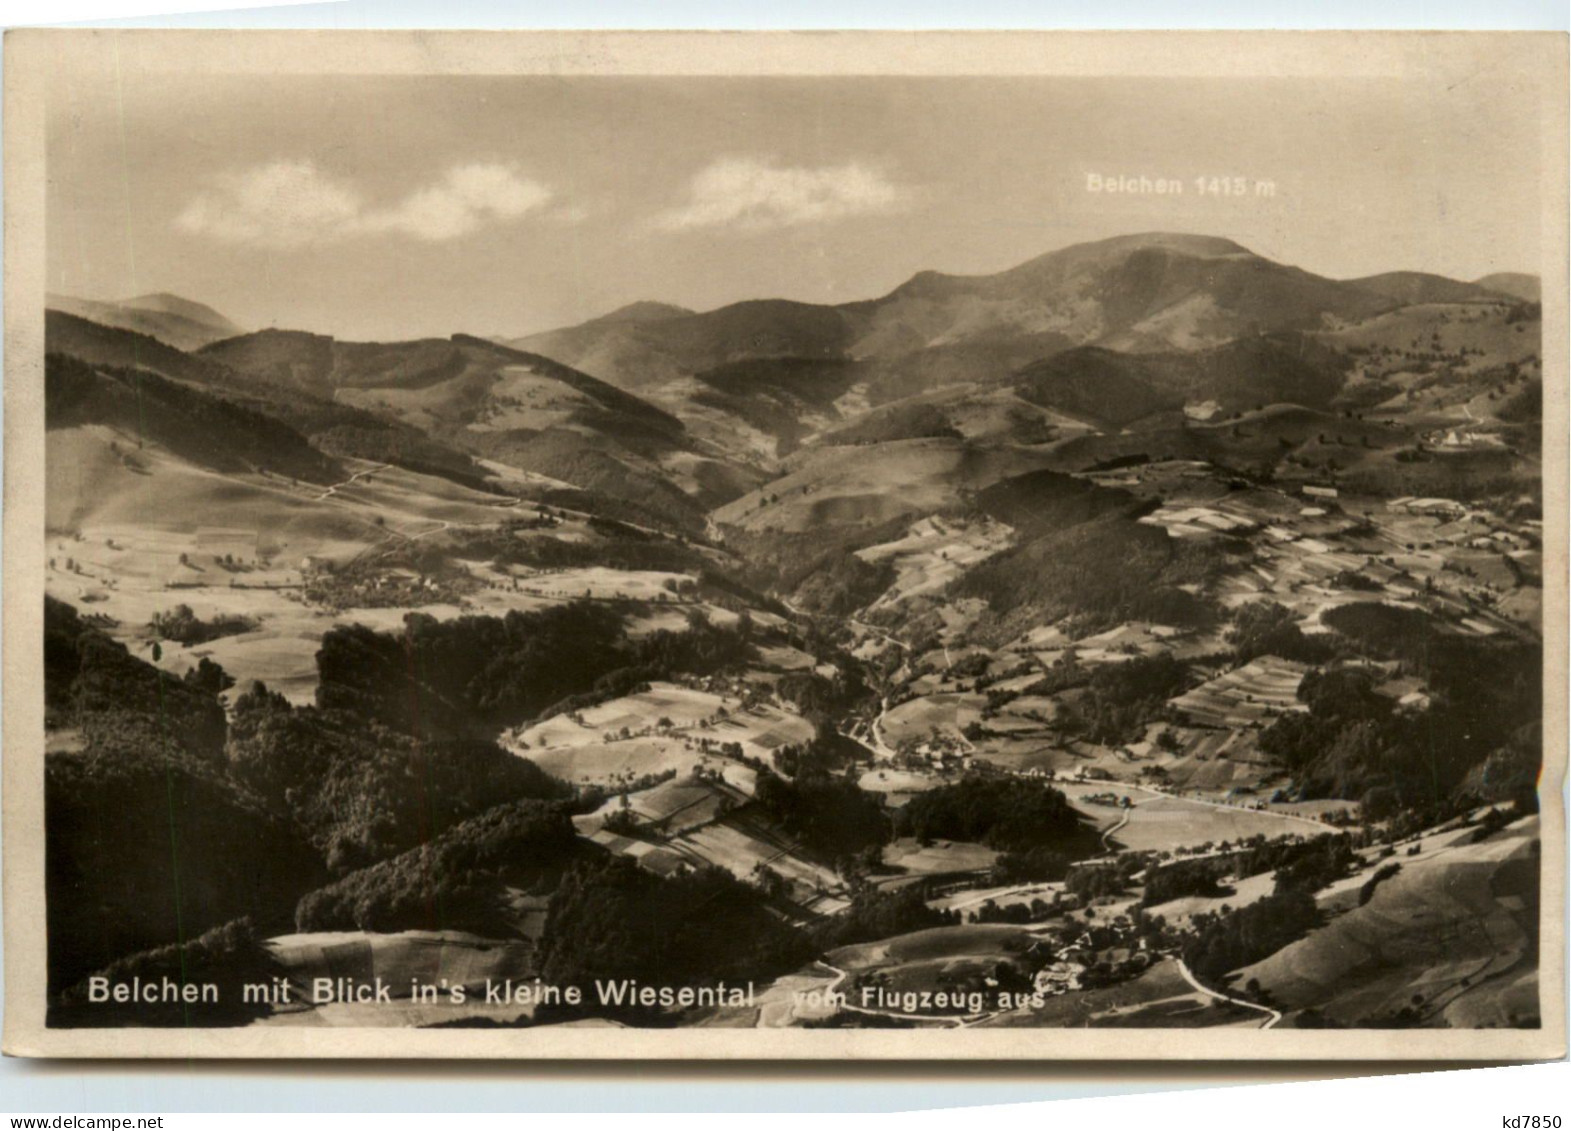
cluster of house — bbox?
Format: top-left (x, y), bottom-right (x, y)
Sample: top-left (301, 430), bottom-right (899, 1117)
top-left (1385, 497), bottom-right (1539, 561)
top-left (1422, 427), bottom-right (1505, 451)
top-left (1027, 919), bottom-right (1160, 996)
top-left (893, 738), bottom-right (974, 770)
top-left (1386, 495), bottom-right (1468, 519)
top-left (1082, 792), bottom-right (1136, 809)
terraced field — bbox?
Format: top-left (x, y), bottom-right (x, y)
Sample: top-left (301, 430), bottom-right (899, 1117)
top-left (1169, 656), bottom-right (1309, 729)
top-left (1128, 724), bottom-right (1275, 793)
top-left (856, 514), bottom-right (1015, 610)
top-left (674, 815), bottom-right (847, 907)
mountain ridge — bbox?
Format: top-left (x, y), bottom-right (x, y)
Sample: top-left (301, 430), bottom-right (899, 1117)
top-left (1473, 272), bottom-right (1541, 303)
top-left (47, 292), bottom-right (243, 351)
top-left (1344, 271), bottom-right (1517, 307)
top-left (508, 232), bottom-right (1404, 397)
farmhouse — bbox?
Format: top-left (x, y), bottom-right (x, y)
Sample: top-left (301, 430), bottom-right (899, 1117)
top-left (1390, 497), bottom-right (1467, 519)
top-left (1034, 963), bottom-right (1083, 994)
top-left (1398, 690), bottom-right (1433, 711)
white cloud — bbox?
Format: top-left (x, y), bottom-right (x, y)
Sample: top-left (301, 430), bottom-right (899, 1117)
top-left (175, 160), bottom-right (555, 247)
top-left (174, 161), bottom-right (360, 248)
top-left (653, 157), bottom-right (911, 231)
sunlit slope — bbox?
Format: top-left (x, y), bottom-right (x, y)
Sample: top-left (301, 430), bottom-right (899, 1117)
top-left (1237, 816), bottom-right (1541, 1028)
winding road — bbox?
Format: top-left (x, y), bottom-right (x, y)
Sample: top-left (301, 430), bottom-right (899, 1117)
top-left (1175, 958), bottom-right (1281, 1029)
top-left (1100, 804), bottom-right (1134, 852)
top-left (315, 462), bottom-right (388, 500)
top-left (1133, 783), bottom-right (1334, 833)
top-left (811, 961), bottom-right (988, 1029)
top-left (809, 950), bottom-right (1282, 1032)
top-left (867, 695), bottom-right (898, 758)
top-left (848, 616), bottom-right (911, 655)
top-left (776, 597), bottom-right (906, 759)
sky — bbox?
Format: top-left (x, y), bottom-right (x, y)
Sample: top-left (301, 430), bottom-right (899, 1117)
top-left (46, 71), bottom-right (1545, 341)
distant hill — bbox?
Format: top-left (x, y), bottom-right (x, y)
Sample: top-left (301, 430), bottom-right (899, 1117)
top-left (687, 356), bottom-right (866, 453)
top-left (862, 232), bottom-right (1393, 357)
top-left (1474, 272), bottom-right (1541, 303)
top-left (45, 350), bottom-right (342, 485)
top-left (46, 292), bottom-right (243, 351)
top-left (47, 311), bottom-right (524, 497)
top-left (50, 309), bottom-right (755, 531)
top-left (513, 298), bottom-right (854, 393)
top-left (797, 329), bottom-right (1355, 467)
top-left (46, 232), bottom-right (1534, 528)
top-left (123, 292), bottom-right (242, 333)
top-left (227, 395), bottom-right (498, 492)
top-left (711, 437), bottom-right (1059, 535)
top-left (971, 468), bottom-right (1135, 537)
top-left (953, 508), bottom-right (1226, 641)
top-left (45, 309), bottom-right (236, 387)
top-left (200, 330), bottom-right (684, 436)
top-left (1346, 271), bottom-right (1514, 307)
top-left (509, 232), bottom-right (1404, 460)
top-left (202, 328), bottom-right (744, 531)
top-left (1009, 333), bottom-right (1350, 428)
top-left (194, 328), bottom-right (341, 395)
top-left (515, 233), bottom-right (1398, 401)
top-left (594, 301), bottom-right (695, 325)
top-left (817, 400), bottom-right (963, 447)
top-left (1011, 348), bottom-right (1181, 428)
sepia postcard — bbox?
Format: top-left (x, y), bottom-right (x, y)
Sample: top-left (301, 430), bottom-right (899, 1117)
top-left (2, 29), bottom-right (1566, 1060)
